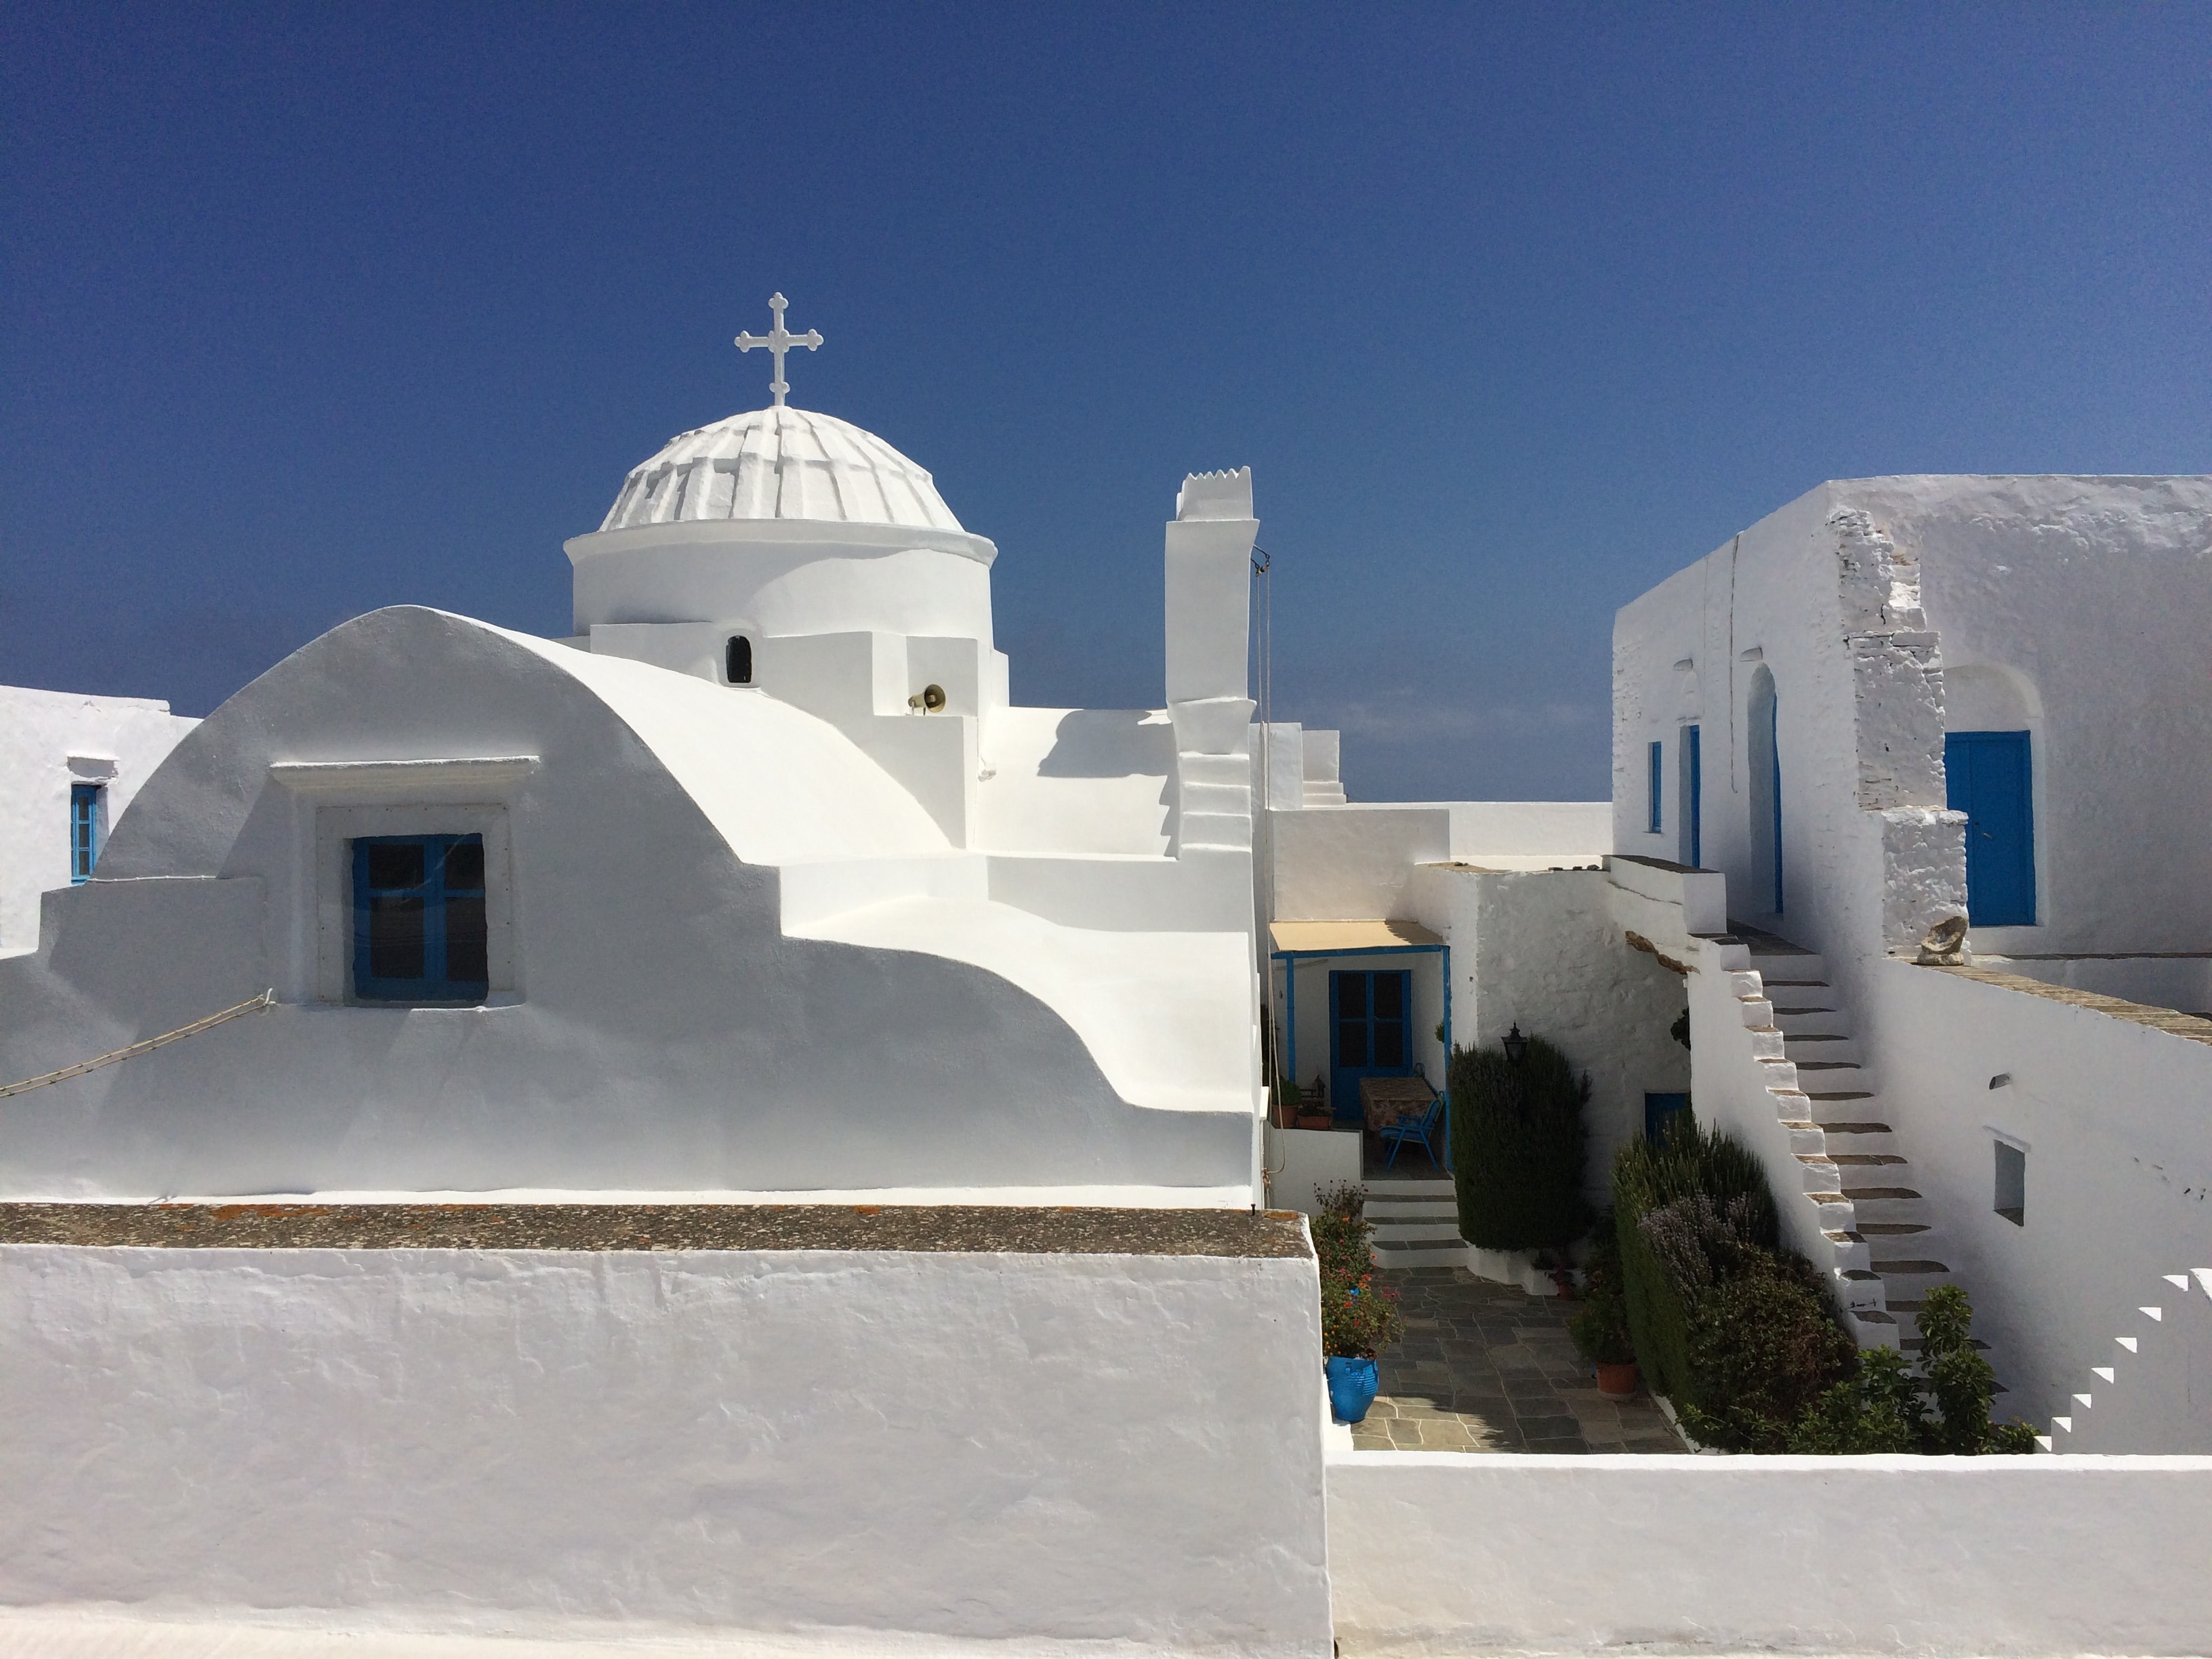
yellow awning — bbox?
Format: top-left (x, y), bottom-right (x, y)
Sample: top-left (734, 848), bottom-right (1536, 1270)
top-left (1269, 919), bottom-right (1443, 954)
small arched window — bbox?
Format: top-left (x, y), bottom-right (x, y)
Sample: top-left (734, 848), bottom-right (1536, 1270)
top-left (725, 635), bottom-right (753, 686)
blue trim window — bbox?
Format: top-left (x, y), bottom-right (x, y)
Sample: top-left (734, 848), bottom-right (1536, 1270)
top-left (352, 834), bottom-right (489, 1003)
top-left (1681, 724), bottom-right (1702, 869)
top-left (69, 783), bottom-right (104, 884)
top-left (1647, 740), bottom-right (1663, 834)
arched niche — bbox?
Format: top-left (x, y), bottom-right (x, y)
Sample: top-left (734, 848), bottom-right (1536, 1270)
top-left (1746, 665), bottom-right (1782, 917)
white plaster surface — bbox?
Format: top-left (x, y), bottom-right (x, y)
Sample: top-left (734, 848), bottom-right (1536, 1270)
top-left (1858, 960), bottom-right (2212, 1439)
top-left (1326, 1450), bottom-right (2212, 1656)
top-left (0, 1244), bottom-right (1332, 1657)
top-left (1263, 1123), bottom-right (1364, 1214)
top-left (0, 684), bottom-right (196, 956)
top-left (0, 607), bottom-right (1250, 1198)
top-left (1405, 865), bottom-right (1688, 1207)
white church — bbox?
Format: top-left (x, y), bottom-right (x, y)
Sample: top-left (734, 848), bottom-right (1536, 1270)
top-left (3, 301), bottom-right (2210, 1659)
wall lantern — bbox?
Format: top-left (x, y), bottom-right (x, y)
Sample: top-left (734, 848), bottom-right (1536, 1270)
top-left (1502, 1024), bottom-right (1529, 1066)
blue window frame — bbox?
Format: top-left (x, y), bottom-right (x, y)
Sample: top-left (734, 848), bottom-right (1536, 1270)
top-left (352, 834), bottom-right (489, 1002)
top-left (1946, 731), bottom-right (2036, 926)
top-left (69, 783), bottom-right (104, 884)
top-left (1329, 968), bottom-right (1412, 1124)
top-left (1647, 740), bottom-right (1663, 834)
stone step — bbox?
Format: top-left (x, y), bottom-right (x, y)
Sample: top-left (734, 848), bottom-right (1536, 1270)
top-left (1370, 1237), bottom-right (1467, 1267)
top-left (1872, 1258), bottom-right (1953, 1277)
top-left (1859, 1222), bottom-right (1932, 1237)
top-left (1371, 1221), bottom-right (1465, 1243)
top-left (1784, 1037), bottom-right (1866, 1067)
top-left (1830, 1153), bottom-right (1907, 1168)
top-left (1806, 1089), bottom-right (1877, 1103)
top-left (1774, 1006), bottom-right (1851, 1035)
top-left (1362, 1177), bottom-right (1454, 1200)
top-left (1364, 1199), bottom-right (1456, 1220)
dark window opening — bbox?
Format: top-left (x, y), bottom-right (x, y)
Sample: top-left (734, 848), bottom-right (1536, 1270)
top-left (1994, 1139), bottom-right (2026, 1226)
top-left (726, 635), bottom-right (753, 685)
top-left (352, 834), bottom-right (489, 1003)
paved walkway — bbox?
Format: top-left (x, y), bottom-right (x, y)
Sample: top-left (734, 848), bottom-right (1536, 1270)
top-left (1349, 1265), bottom-right (1684, 1454)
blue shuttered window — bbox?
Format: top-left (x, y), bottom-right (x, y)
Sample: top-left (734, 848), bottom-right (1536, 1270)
top-left (1647, 740), bottom-right (1663, 834)
top-left (352, 834), bottom-right (490, 1003)
top-left (69, 784), bottom-right (104, 884)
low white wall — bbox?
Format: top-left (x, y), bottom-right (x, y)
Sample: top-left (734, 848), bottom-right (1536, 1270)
top-left (1269, 805), bottom-right (1450, 921)
top-left (1265, 1123), bottom-right (1364, 1214)
top-left (1327, 1451), bottom-right (2212, 1657)
top-left (1446, 800), bottom-right (1609, 862)
top-left (0, 1244), bottom-right (1332, 1656)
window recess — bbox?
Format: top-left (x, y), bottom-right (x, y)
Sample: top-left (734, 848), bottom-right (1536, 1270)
top-left (352, 834), bottom-right (489, 1004)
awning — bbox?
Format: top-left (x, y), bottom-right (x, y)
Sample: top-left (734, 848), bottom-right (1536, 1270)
top-left (1268, 919), bottom-right (1443, 954)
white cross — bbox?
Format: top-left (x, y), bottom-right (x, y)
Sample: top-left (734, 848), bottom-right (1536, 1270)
top-left (735, 293), bottom-right (822, 409)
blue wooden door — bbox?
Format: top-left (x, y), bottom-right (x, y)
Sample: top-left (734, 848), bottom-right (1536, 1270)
top-left (1681, 724), bottom-right (1702, 869)
top-left (1330, 969), bottom-right (1411, 1124)
top-left (1645, 1092), bottom-right (1691, 1142)
top-left (1946, 731), bottom-right (2035, 925)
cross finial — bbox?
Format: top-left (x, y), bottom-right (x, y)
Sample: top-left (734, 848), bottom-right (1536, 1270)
top-left (735, 292), bottom-right (822, 409)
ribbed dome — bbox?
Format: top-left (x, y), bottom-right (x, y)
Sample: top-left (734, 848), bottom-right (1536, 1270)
top-left (600, 405), bottom-right (964, 535)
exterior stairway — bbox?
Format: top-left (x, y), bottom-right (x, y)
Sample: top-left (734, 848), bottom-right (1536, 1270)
top-left (1364, 1174), bottom-right (1461, 1269)
top-left (1734, 926), bottom-right (1969, 1359)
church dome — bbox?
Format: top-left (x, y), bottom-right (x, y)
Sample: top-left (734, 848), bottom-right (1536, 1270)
top-left (600, 405), bottom-right (965, 535)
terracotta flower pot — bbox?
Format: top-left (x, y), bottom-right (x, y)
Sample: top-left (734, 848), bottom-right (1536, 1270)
top-left (1595, 1360), bottom-right (1639, 1399)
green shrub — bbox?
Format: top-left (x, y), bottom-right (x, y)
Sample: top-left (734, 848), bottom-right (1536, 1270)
top-left (1788, 1346), bottom-right (1928, 1452)
top-left (1448, 1035), bottom-right (1591, 1250)
top-left (1675, 1250), bottom-right (1857, 1452)
top-left (1610, 1116), bottom-right (1778, 1404)
top-left (1310, 1198), bottom-right (1373, 1288)
top-left (1919, 1284), bottom-right (2041, 1454)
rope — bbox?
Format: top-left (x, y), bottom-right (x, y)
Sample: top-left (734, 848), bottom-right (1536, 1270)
top-left (0, 989), bottom-right (274, 1099)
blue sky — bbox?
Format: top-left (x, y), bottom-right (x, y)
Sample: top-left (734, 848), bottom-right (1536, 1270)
top-left (5, 3), bottom-right (2207, 801)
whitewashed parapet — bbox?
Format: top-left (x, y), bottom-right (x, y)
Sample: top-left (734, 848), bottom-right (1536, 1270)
top-left (2047, 1268), bottom-right (2212, 1453)
top-left (1605, 853), bottom-right (1726, 939)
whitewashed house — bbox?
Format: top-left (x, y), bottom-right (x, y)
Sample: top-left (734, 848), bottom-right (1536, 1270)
top-left (0, 684), bottom-right (196, 955)
top-left (1612, 474), bottom-right (2212, 1449)
top-left (0, 314), bottom-right (1271, 1206)
top-left (1252, 724), bottom-right (1689, 1244)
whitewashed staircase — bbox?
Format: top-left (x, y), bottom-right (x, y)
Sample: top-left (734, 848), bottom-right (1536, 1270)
top-left (1732, 928), bottom-right (1975, 1363)
top-left (1364, 1172), bottom-right (1563, 1294)
top-left (1364, 1176), bottom-right (1461, 1268)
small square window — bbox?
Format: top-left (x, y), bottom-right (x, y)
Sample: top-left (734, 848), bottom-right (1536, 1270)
top-left (1994, 1139), bottom-right (2025, 1226)
top-left (352, 833), bottom-right (489, 1004)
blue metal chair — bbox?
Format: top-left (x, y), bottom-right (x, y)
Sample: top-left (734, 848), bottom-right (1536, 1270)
top-left (1379, 1092), bottom-right (1445, 1170)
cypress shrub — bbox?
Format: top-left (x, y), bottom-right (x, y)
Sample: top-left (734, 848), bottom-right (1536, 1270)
top-left (1447, 1035), bottom-right (1591, 1250)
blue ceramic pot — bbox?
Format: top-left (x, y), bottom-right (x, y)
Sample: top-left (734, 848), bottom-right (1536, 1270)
top-left (1326, 1355), bottom-right (1380, 1423)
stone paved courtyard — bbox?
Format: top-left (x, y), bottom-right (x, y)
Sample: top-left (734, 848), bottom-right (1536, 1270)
top-left (1349, 1265), bottom-right (1685, 1453)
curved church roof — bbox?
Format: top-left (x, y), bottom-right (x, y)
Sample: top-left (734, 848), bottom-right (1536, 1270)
top-left (600, 405), bottom-right (965, 535)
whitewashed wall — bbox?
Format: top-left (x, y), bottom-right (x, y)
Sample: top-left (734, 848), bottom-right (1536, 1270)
top-left (1327, 1451), bottom-right (2212, 1657)
top-left (1614, 474), bottom-right (2212, 1009)
top-left (1408, 865), bottom-right (1688, 1208)
top-left (1859, 960), bottom-right (2212, 1438)
top-left (0, 684), bottom-right (196, 956)
top-left (0, 1244), bottom-right (1332, 1656)
top-left (0, 609), bottom-right (1251, 1200)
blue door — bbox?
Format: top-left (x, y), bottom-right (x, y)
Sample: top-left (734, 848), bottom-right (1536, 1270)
top-left (1645, 1092), bottom-right (1691, 1142)
top-left (1681, 724), bottom-right (1702, 869)
top-left (1330, 969), bottom-right (1411, 1125)
top-left (1946, 731), bottom-right (2035, 925)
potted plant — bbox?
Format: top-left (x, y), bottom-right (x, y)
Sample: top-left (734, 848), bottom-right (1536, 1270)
top-left (1321, 1273), bottom-right (1402, 1422)
top-left (1282, 1078), bottom-right (1331, 1132)
top-left (1570, 1212), bottom-right (1639, 1398)
top-left (1311, 1186), bottom-right (1401, 1422)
